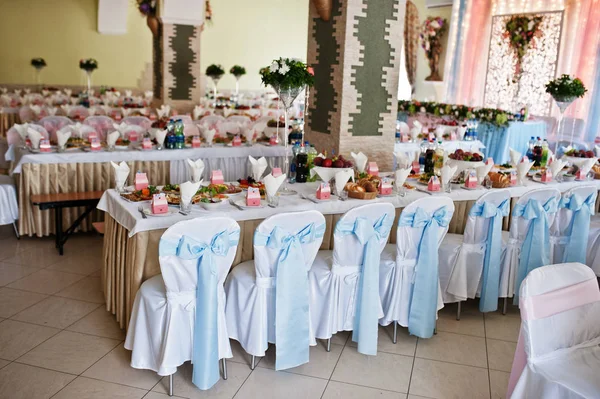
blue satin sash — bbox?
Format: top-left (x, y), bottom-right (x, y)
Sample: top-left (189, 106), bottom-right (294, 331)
top-left (335, 214), bottom-right (393, 355)
top-left (399, 206), bottom-right (452, 338)
top-left (513, 197), bottom-right (558, 302)
top-left (159, 229), bottom-right (240, 390)
top-left (469, 199), bottom-right (510, 312)
top-left (559, 192), bottom-right (596, 264)
top-left (254, 222), bottom-right (325, 370)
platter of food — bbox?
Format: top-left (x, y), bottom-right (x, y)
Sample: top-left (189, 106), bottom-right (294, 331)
top-left (120, 185), bottom-right (159, 202)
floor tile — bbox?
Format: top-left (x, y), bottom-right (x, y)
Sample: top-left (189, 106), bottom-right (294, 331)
top-left (416, 331), bottom-right (487, 368)
top-left (409, 358), bottom-right (490, 399)
top-left (490, 370), bottom-right (510, 399)
top-left (0, 287), bottom-right (47, 318)
top-left (153, 361), bottom-right (251, 399)
top-left (484, 313), bottom-right (521, 342)
top-left (437, 303), bottom-right (485, 337)
top-left (322, 381), bottom-right (406, 398)
top-left (348, 324), bottom-right (417, 357)
top-left (487, 339), bottom-right (516, 372)
top-left (55, 276), bottom-right (105, 304)
top-left (329, 331), bottom-right (350, 346)
top-left (331, 346), bottom-right (412, 393)
top-left (6, 269), bottom-right (85, 294)
top-left (12, 296), bottom-right (99, 329)
top-left (258, 343), bottom-right (343, 379)
top-left (0, 262), bottom-right (40, 286)
top-left (52, 376), bottom-right (147, 399)
top-left (17, 330), bottom-right (120, 374)
top-left (66, 307), bottom-right (125, 340)
top-left (0, 359), bottom-right (8, 370)
top-left (2, 247), bottom-right (65, 268)
top-left (235, 367), bottom-right (327, 399)
top-left (144, 392), bottom-right (187, 399)
top-left (229, 339), bottom-right (258, 368)
top-left (47, 253), bottom-right (103, 276)
top-left (83, 345), bottom-right (161, 390)
top-left (0, 319), bottom-right (59, 360)
top-left (0, 362), bottom-right (75, 399)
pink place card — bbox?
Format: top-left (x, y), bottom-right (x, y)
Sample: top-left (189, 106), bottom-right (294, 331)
top-left (90, 138), bottom-right (101, 151)
top-left (412, 160), bottom-right (420, 174)
top-left (401, 132), bottom-right (409, 142)
top-left (135, 172), bottom-right (149, 190)
top-left (269, 135), bottom-right (278, 146)
top-left (142, 137), bottom-right (152, 150)
top-left (379, 178), bottom-right (393, 195)
top-left (87, 132), bottom-right (98, 142)
top-left (465, 170), bottom-right (478, 188)
top-left (541, 169), bottom-right (553, 182)
top-left (316, 182), bottom-right (331, 200)
top-left (128, 131), bottom-right (139, 142)
top-left (576, 169), bottom-right (586, 181)
top-left (366, 162), bottom-right (379, 176)
top-left (510, 171), bottom-right (517, 186)
top-left (246, 187), bottom-right (261, 206)
top-left (211, 170), bottom-right (224, 185)
top-left (151, 193), bottom-right (168, 214)
top-left (428, 175), bottom-right (441, 192)
top-left (192, 136), bottom-right (201, 148)
top-left (232, 136), bottom-right (242, 147)
top-left (39, 139), bottom-right (52, 153)
top-left (272, 168), bottom-right (282, 178)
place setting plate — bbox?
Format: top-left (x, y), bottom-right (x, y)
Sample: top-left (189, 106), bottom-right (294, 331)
top-left (141, 206), bottom-right (179, 217)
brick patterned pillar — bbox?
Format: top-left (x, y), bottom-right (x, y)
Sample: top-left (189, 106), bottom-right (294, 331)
top-left (306, 0), bottom-right (405, 170)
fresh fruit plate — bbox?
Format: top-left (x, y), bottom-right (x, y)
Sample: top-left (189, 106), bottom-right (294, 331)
top-left (142, 207), bottom-right (179, 217)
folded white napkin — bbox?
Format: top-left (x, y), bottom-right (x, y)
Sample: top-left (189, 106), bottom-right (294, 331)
top-left (144, 91), bottom-right (153, 101)
top-left (24, 88), bottom-right (31, 94)
top-left (41, 89), bottom-right (49, 97)
top-left (249, 156), bottom-right (268, 181)
top-left (125, 90), bottom-right (132, 98)
top-left (413, 120), bottom-right (422, 130)
top-left (70, 97), bottom-right (78, 105)
top-left (44, 98), bottom-right (53, 106)
top-left (101, 105), bottom-right (112, 115)
top-left (47, 107), bottom-right (58, 116)
top-left (88, 89), bottom-right (95, 97)
top-left (517, 160), bottom-right (534, 181)
top-left (14, 123), bottom-right (29, 142)
top-left (30, 105), bottom-right (42, 116)
top-left (14, 89), bottom-right (21, 96)
top-left (203, 128), bottom-right (216, 144)
top-left (111, 161), bottom-right (130, 189)
top-left (64, 89), bottom-right (72, 97)
top-left (441, 164), bottom-right (458, 186)
top-left (156, 105), bottom-right (171, 118)
top-left (0, 88), bottom-right (7, 94)
top-left (193, 105), bottom-right (204, 120)
top-left (457, 126), bottom-right (467, 140)
top-left (180, 181), bottom-right (201, 206)
top-left (27, 127), bottom-right (43, 149)
top-left (435, 125), bottom-right (445, 140)
top-left (187, 158), bottom-right (205, 182)
top-left (107, 131), bottom-right (120, 147)
top-left (397, 121), bottom-right (409, 134)
top-left (579, 158), bottom-right (598, 175)
top-left (56, 127), bottom-right (71, 147)
top-left (113, 122), bottom-right (128, 137)
top-left (241, 125), bottom-right (254, 143)
top-left (154, 129), bottom-right (167, 147)
top-left (335, 169), bottom-right (354, 195)
top-left (69, 122), bottom-right (87, 138)
top-left (88, 107), bottom-right (97, 116)
top-left (223, 108), bottom-right (233, 117)
top-left (395, 168), bottom-right (411, 188)
top-left (60, 104), bottom-right (72, 115)
top-left (121, 108), bottom-right (133, 117)
top-left (351, 151), bottom-right (368, 173)
top-left (509, 148), bottom-right (521, 167)
top-left (548, 159), bottom-right (567, 178)
top-left (394, 152), bottom-right (411, 169)
top-left (264, 173), bottom-right (286, 197)
top-left (476, 163), bottom-right (494, 184)
top-left (410, 126), bottom-right (420, 142)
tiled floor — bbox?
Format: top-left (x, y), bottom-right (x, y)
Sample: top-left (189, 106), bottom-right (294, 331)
top-left (0, 226), bottom-right (520, 399)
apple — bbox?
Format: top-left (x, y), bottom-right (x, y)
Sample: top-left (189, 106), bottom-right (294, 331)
top-left (333, 159), bottom-right (344, 168)
top-left (313, 157), bottom-right (324, 166)
top-left (322, 158), bottom-right (333, 168)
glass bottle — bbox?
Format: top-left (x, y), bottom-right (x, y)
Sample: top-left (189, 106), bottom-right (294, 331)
top-left (295, 144), bottom-right (309, 183)
top-left (175, 119), bottom-right (185, 149)
top-left (166, 120), bottom-right (176, 149)
top-left (433, 140), bottom-right (444, 175)
top-left (541, 139), bottom-right (549, 167)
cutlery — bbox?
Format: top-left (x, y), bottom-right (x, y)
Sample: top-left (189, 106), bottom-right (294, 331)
top-left (179, 211), bottom-right (189, 216)
top-left (229, 199), bottom-right (244, 211)
top-left (301, 194), bottom-right (319, 204)
top-left (268, 204), bottom-right (277, 208)
top-left (138, 205), bottom-right (148, 219)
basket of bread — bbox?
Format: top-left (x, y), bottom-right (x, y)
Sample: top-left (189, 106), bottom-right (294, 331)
top-left (592, 164), bottom-right (600, 179)
top-left (488, 172), bottom-right (510, 188)
top-left (344, 175), bottom-right (380, 200)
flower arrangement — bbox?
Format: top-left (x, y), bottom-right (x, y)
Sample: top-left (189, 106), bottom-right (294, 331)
top-left (420, 17), bottom-right (447, 81)
top-left (230, 65), bottom-right (246, 77)
top-left (30, 58), bottom-right (46, 69)
top-left (260, 58), bottom-right (315, 89)
top-left (206, 64), bottom-right (225, 78)
top-left (503, 15), bottom-right (543, 81)
top-left (398, 100), bottom-right (514, 127)
top-left (79, 59), bottom-right (98, 72)
top-left (545, 74), bottom-right (587, 102)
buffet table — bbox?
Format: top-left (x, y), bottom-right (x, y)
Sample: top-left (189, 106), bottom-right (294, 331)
top-left (9, 144), bottom-right (287, 237)
top-left (98, 179), bottom-right (600, 328)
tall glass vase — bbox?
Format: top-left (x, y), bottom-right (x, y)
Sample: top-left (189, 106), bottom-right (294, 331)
top-left (234, 75), bottom-right (241, 103)
top-left (210, 75), bottom-right (222, 107)
top-left (553, 96), bottom-right (576, 152)
top-left (85, 70), bottom-right (93, 95)
top-left (34, 67), bottom-right (44, 91)
top-left (272, 84), bottom-right (302, 195)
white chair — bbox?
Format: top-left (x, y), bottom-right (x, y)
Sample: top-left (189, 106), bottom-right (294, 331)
top-left (500, 188), bottom-right (561, 307)
top-left (550, 185), bottom-right (597, 265)
top-left (216, 121), bottom-right (242, 135)
top-left (308, 203), bottom-right (395, 354)
top-left (122, 116), bottom-right (152, 131)
top-left (125, 217), bottom-right (240, 393)
top-left (586, 215), bottom-right (600, 276)
top-left (226, 115), bottom-right (251, 125)
top-left (225, 210), bottom-right (326, 370)
top-left (439, 190), bottom-right (511, 317)
top-left (197, 115), bottom-right (225, 128)
top-left (18, 106), bottom-right (35, 123)
top-left (37, 116), bottom-right (72, 142)
top-left (66, 105), bottom-right (89, 120)
top-left (0, 174), bottom-right (19, 238)
top-left (6, 124), bottom-right (49, 147)
top-left (84, 116), bottom-right (114, 138)
top-left (507, 262), bottom-right (600, 398)
top-left (379, 197), bottom-right (454, 341)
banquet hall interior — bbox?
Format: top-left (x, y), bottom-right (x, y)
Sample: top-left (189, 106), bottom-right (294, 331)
top-left (0, 0), bottom-right (600, 398)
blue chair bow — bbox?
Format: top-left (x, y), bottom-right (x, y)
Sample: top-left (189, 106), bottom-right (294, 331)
top-left (160, 229), bottom-right (240, 390)
top-left (558, 192), bottom-right (596, 264)
top-left (513, 197), bottom-right (558, 302)
top-left (469, 199), bottom-right (510, 312)
top-left (399, 206), bottom-right (452, 338)
top-left (335, 214), bottom-right (394, 355)
top-left (254, 222), bottom-right (325, 370)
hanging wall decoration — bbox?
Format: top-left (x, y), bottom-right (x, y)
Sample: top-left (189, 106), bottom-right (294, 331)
top-left (503, 15), bottom-right (543, 82)
top-left (137, 0), bottom-right (213, 35)
top-left (420, 16), bottom-right (447, 81)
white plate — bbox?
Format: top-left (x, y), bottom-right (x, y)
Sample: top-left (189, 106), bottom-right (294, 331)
top-left (416, 187), bottom-right (445, 195)
top-left (461, 185), bottom-right (484, 191)
top-left (29, 148), bottom-right (56, 154)
top-left (142, 207), bottom-right (178, 217)
top-left (233, 198), bottom-right (265, 209)
top-left (532, 175), bottom-right (556, 184)
top-left (115, 145), bottom-right (130, 150)
top-left (307, 193), bottom-right (336, 202)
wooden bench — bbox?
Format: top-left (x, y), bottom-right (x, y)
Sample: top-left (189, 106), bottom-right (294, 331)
top-left (31, 191), bottom-right (104, 255)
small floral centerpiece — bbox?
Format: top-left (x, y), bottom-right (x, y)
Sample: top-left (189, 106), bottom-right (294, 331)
top-left (420, 17), bottom-right (447, 81)
top-left (545, 74), bottom-right (587, 103)
top-left (79, 59), bottom-right (98, 72)
top-left (30, 58), bottom-right (46, 70)
top-left (503, 15), bottom-right (543, 81)
top-left (230, 65), bottom-right (246, 78)
top-left (206, 64), bottom-right (225, 79)
top-left (398, 100), bottom-right (514, 127)
top-left (259, 58), bottom-right (314, 90)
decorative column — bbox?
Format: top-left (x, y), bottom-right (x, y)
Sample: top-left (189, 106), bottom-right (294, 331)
top-left (305, 0), bottom-right (405, 170)
top-left (152, 0), bottom-right (205, 113)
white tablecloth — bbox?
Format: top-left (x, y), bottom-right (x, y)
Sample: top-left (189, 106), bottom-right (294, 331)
top-left (7, 144), bottom-right (287, 182)
top-left (98, 179), bottom-right (600, 237)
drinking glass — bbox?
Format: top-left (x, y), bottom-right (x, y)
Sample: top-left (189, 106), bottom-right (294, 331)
top-left (180, 200), bottom-right (192, 215)
top-left (115, 179), bottom-right (127, 194)
top-left (267, 193), bottom-right (279, 207)
top-left (338, 189), bottom-right (348, 201)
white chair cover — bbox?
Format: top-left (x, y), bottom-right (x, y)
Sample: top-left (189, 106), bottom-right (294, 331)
top-left (122, 116), bottom-right (152, 131)
top-left (18, 106), bottom-right (35, 123)
top-left (0, 174), bottom-right (18, 226)
top-left (439, 190), bottom-right (511, 308)
top-left (197, 115), bottom-right (225, 129)
top-left (499, 188), bottom-right (561, 300)
top-left (586, 215), bottom-right (600, 276)
top-left (226, 115), bottom-right (252, 125)
top-left (37, 116), bottom-right (72, 142)
top-left (550, 185), bottom-right (597, 264)
top-left (125, 217), bottom-right (240, 379)
top-left (84, 116), bottom-right (114, 139)
top-left (66, 105), bottom-right (90, 120)
top-left (6, 124), bottom-right (49, 146)
top-left (225, 210), bottom-right (326, 368)
top-left (217, 121), bottom-right (242, 135)
top-left (379, 197), bottom-right (454, 335)
top-left (508, 262), bottom-right (600, 398)
top-left (308, 203), bottom-right (395, 347)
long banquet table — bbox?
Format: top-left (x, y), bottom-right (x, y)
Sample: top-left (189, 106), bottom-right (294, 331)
top-left (8, 144), bottom-right (286, 237)
top-left (98, 179), bottom-right (600, 329)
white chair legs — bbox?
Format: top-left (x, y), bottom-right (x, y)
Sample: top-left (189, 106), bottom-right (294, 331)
top-left (393, 322), bottom-right (398, 344)
top-left (251, 355), bottom-right (256, 370)
top-left (456, 301), bottom-right (462, 320)
top-left (168, 374), bottom-right (173, 396)
top-left (326, 338), bottom-right (331, 352)
top-left (503, 297), bottom-right (508, 315)
top-left (12, 222), bottom-right (19, 239)
top-left (222, 359), bottom-right (227, 380)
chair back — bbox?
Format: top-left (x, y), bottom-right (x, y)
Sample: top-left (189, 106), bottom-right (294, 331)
top-left (508, 188), bottom-right (561, 242)
top-left (462, 189), bottom-right (511, 247)
top-left (18, 106), bottom-right (35, 122)
top-left (158, 217), bottom-right (240, 294)
top-left (84, 116), bottom-right (114, 137)
top-left (6, 124), bottom-right (49, 145)
top-left (37, 116), bottom-right (72, 141)
top-left (66, 105), bottom-right (89, 121)
top-left (197, 115), bottom-right (225, 128)
top-left (227, 115), bottom-right (251, 125)
top-left (217, 121), bottom-right (242, 135)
